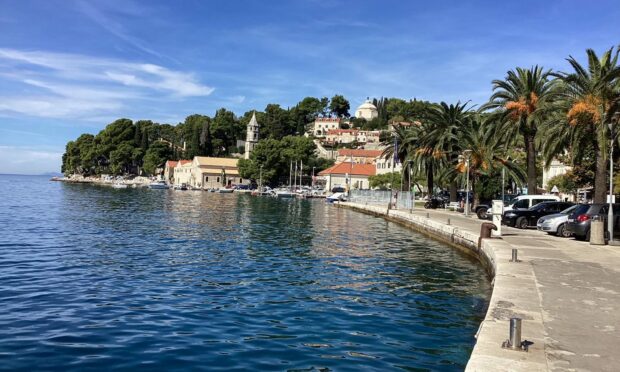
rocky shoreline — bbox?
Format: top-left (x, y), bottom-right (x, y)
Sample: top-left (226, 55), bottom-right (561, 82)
top-left (50, 174), bottom-right (154, 187)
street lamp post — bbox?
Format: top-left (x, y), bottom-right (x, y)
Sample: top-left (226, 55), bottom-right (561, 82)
top-left (463, 150), bottom-right (473, 217)
top-left (609, 122), bottom-right (615, 243)
top-left (408, 160), bottom-right (413, 212)
top-left (259, 165), bottom-right (263, 193)
top-left (312, 166), bottom-right (315, 189)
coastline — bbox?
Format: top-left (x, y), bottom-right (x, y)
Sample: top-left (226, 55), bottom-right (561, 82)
top-left (51, 175), bottom-right (152, 187)
top-left (336, 201), bottom-right (620, 371)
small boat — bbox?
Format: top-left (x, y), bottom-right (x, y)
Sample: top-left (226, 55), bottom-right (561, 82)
top-left (218, 187), bottom-right (234, 193)
top-left (275, 189), bottom-right (295, 198)
top-left (326, 192), bottom-right (346, 203)
top-left (208, 188), bottom-right (217, 193)
top-left (112, 183), bottom-right (128, 189)
top-left (149, 180), bottom-right (169, 189)
top-left (173, 183), bottom-right (188, 191)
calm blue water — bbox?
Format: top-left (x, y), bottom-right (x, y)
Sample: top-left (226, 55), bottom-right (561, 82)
top-left (0, 175), bottom-right (490, 371)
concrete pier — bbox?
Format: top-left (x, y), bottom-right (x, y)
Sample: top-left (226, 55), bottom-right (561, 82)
top-left (337, 202), bottom-right (620, 372)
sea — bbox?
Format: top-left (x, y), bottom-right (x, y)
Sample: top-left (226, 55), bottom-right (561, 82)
top-left (0, 174), bottom-right (491, 371)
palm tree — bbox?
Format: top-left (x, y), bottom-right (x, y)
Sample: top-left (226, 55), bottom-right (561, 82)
top-left (483, 66), bottom-right (556, 195)
top-left (552, 47), bottom-right (620, 203)
top-left (447, 115), bottom-right (526, 207)
top-left (420, 101), bottom-right (474, 201)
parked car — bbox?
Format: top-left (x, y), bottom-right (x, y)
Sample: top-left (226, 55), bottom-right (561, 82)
top-left (503, 201), bottom-right (575, 228)
top-left (475, 194), bottom-right (518, 219)
top-left (504, 194), bottom-right (561, 212)
top-left (424, 197), bottom-right (446, 209)
top-left (565, 203), bottom-right (620, 241)
top-left (536, 204), bottom-right (579, 237)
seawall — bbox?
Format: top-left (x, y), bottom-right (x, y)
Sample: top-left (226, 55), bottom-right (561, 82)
top-left (336, 202), bottom-right (549, 371)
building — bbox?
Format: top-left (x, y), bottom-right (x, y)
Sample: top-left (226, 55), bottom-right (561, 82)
top-left (173, 159), bottom-right (193, 186)
top-left (354, 99), bottom-right (378, 120)
top-left (244, 112), bottom-right (259, 159)
top-left (324, 129), bottom-right (381, 145)
top-left (313, 117), bottom-right (341, 137)
top-left (318, 162), bottom-right (376, 191)
top-left (375, 156), bottom-right (403, 175)
top-left (163, 160), bottom-right (178, 183)
top-left (388, 121), bottom-right (420, 132)
top-left (542, 159), bottom-right (572, 190)
top-left (336, 149), bottom-right (383, 164)
top-left (172, 156), bottom-right (247, 189)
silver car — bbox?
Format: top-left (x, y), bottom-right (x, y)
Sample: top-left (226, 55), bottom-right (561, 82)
top-left (536, 204), bottom-right (578, 237)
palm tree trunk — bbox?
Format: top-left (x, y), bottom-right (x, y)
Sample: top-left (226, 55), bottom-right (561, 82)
top-left (449, 181), bottom-right (457, 202)
top-left (594, 138), bottom-right (607, 203)
top-left (525, 134), bottom-right (538, 195)
top-left (472, 177), bottom-right (479, 208)
top-left (427, 164), bottom-right (434, 197)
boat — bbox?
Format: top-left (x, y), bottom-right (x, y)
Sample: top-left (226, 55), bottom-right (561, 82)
top-left (111, 183), bottom-right (128, 189)
top-left (275, 189), bottom-right (295, 198)
top-left (173, 183), bottom-right (188, 191)
top-left (218, 187), bottom-right (234, 193)
top-left (326, 192), bottom-right (346, 203)
top-left (149, 180), bottom-right (169, 189)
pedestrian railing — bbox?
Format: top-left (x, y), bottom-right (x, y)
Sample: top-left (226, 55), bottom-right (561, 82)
top-left (349, 190), bottom-right (416, 210)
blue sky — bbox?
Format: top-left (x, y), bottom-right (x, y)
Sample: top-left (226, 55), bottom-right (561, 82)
top-left (0, 0), bottom-right (619, 174)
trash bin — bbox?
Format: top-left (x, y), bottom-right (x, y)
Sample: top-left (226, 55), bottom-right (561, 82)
top-left (590, 216), bottom-right (606, 245)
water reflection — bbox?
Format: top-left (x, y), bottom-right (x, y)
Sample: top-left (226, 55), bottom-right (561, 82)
top-left (0, 176), bottom-right (490, 371)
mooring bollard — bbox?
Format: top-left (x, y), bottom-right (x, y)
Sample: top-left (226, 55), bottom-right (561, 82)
top-left (510, 248), bottom-right (520, 262)
top-left (447, 218), bottom-right (451, 225)
top-left (510, 318), bottom-right (522, 349)
top-left (426, 212), bottom-right (430, 218)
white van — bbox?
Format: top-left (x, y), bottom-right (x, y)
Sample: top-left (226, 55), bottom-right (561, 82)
top-left (504, 195), bottom-right (560, 212)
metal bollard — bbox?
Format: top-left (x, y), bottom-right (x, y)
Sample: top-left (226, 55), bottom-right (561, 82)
top-left (509, 318), bottom-right (522, 349)
top-left (447, 218), bottom-right (451, 225)
top-left (510, 248), bottom-right (520, 262)
top-left (426, 213), bottom-right (430, 218)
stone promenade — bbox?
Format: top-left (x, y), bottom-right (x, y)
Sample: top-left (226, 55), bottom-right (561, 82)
top-left (337, 202), bottom-right (620, 372)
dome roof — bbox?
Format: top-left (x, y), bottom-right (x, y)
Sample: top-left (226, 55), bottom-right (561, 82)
top-left (356, 99), bottom-right (377, 111)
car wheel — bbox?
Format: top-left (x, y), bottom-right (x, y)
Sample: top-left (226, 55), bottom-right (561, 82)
top-left (476, 207), bottom-right (488, 220)
top-left (585, 229), bottom-right (591, 242)
top-left (516, 217), bottom-right (528, 229)
top-left (556, 224), bottom-right (571, 238)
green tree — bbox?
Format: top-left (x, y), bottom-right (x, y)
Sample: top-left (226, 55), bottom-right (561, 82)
top-left (552, 47), bottom-right (620, 203)
top-left (329, 94), bottom-right (350, 118)
top-left (483, 66), bottom-right (556, 195)
top-left (369, 172), bottom-right (401, 189)
top-left (142, 141), bottom-right (173, 175)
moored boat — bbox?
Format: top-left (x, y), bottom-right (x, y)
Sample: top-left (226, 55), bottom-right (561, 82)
top-left (218, 187), bottom-right (234, 193)
top-left (111, 183), bottom-right (128, 189)
top-left (149, 180), bottom-right (169, 189)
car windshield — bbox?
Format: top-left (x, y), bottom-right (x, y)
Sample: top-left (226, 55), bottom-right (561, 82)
top-left (561, 205), bottom-right (578, 214)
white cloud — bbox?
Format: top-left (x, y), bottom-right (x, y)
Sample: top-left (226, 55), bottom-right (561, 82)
top-left (0, 145), bottom-right (63, 175)
top-left (0, 48), bottom-right (214, 120)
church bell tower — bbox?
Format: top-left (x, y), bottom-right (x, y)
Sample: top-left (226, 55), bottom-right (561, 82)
top-left (244, 112), bottom-right (259, 159)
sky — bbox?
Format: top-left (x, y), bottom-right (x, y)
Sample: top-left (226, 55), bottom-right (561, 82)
top-left (0, 0), bottom-right (619, 174)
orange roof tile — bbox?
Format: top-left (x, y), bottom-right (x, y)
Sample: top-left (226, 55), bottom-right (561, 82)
top-left (165, 160), bottom-right (178, 168)
top-left (318, 162), bottom-right (376, 177)
top-left (337, 149), bottom-right (383, 158)
top-left (178, 159), bottom-right (192, 165)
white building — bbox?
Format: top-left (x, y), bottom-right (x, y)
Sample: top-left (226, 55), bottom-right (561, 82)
top-left (244, 112), bottom-right (259, 159)
top-left (313, 117), bottom-right (341, 137)
top-left (324, 129), bottom-right (381, 145)
top-left (542, 159), bottom-right (572, 190)
top-left (318, 162), bottom-right (376, 191)
top-left (375, 156), bottom-right (403, 175)
top-left (354, 99), bottom-right (378, 120)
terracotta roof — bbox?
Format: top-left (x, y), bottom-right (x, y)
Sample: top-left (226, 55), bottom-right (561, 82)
top-left (337, 149), bottom-right (383, 158)
top-left (165, 160), bottom-right (178, 168)
top-left (318, 162), bottom-right (376, 177)
top-left (179, 160), bottom-right (192, 165)
top-left (194, 156), bottom-right (239, 167)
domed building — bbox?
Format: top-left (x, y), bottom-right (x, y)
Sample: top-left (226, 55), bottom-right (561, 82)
top-left (354, 98), bottom-right (378, 120)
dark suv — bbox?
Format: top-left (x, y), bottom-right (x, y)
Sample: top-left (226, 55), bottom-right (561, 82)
top-left (565, 203), bottom-right (620, 241)
top-left (502, 201), bottom-right (575, 229)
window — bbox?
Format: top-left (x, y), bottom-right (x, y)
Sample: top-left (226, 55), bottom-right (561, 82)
top-left (205, 176), bottom-right (209, 182)
top-left (217, 177), bottom-right (220, 182)
top-left (513, 199), bottom-right (529, 209)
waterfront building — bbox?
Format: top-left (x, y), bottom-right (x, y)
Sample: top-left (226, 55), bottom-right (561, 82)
top-left (163, 160), bottom-right (177, 184)
top-left (318, 162), bottom-right (375, 190)
top-left (172, 160), bottom-right (193, 186)
top-left (244, 112), bottom-right (260, 159)
top-left (313, 117), bottom-right (341, 137)
top-left (171, 156), bottom-right (247, 189)
top-left (354, 99), bottom-right (378, 120)
top-left (336, 149), bottom-right (382, 164)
